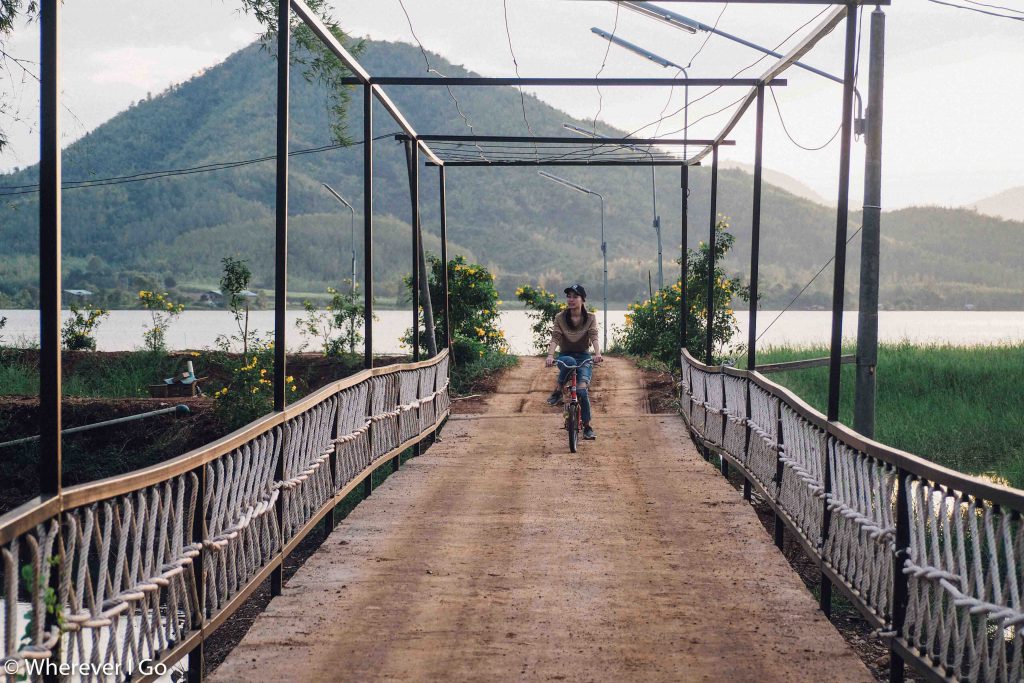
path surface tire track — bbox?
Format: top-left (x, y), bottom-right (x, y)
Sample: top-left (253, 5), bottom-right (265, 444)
top-left (212, 357), bottom-right (871, 682)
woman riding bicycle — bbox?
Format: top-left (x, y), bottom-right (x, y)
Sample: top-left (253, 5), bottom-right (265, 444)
top-left (545, 284), bottom-right (603, 439)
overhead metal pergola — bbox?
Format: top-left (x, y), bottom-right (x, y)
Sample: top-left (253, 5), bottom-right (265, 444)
top-left (33, 0), bottom-right (892, 675)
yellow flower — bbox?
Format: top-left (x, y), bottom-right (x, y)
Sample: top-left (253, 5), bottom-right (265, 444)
top-left (291, 386), bottom-right (297, 392)
top-left (286, 375), bottom-right (294, 383)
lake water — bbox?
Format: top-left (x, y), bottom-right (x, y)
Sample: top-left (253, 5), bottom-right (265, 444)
top-left (2, 309), bottom-right (1022, 355)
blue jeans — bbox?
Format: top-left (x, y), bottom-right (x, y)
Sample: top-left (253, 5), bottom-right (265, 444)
top-left (556, 353), bottom-right (593, 425)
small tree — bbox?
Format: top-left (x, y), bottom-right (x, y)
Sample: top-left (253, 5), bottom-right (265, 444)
top-left (515, 285), bottom-right (564, 355)
top-left (138, 290), bottom-right (185, 352)
top-left (219, 257), bottom-right (256, 358)
top-left (615, 218), bottom-right (748, 366)
top-left (295, 282), bottom-right (364, 356)
top-left (61, 303), bottom-right (108, 351)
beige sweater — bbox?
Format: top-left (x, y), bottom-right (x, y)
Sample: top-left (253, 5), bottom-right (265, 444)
top-left (550, 309), bottom-right (598, 354)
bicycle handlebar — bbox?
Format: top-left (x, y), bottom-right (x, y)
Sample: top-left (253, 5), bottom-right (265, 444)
top-left (553, 358), bottom-right (596, 369)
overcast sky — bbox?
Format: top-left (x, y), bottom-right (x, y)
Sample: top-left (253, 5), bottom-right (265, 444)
top-left (1, 0), bottom-right (1021, 209)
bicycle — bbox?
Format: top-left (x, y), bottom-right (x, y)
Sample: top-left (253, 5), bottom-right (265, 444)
top-left (553, 358), bottom-right (595, 453)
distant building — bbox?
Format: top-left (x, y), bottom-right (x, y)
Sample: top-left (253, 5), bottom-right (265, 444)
top-left (199, 290), bottom-right (224, 306)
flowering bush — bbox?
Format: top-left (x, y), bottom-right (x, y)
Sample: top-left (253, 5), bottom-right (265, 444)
top-left (211, 340), bottom-right (298, 428)
top-left (61, 303), bottom-right (108, 351)
top-left (138, 290), bottom-right (185, 352)
top-left (407, 254), bottom-right (507, 363)
top-left (616, 218), bottom-right (748, 365)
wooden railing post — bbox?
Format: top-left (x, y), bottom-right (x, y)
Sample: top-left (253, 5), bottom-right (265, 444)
top-left (819, 433), bottom-right (834, 616)
top-left (742, 375), bottom-right (753, 501)
top-left (773, 398), bottom-right (785, 549)
top-left (889, 468), bottom-right (910, 683)
top-left (188, 463), bottom-right (207, 683)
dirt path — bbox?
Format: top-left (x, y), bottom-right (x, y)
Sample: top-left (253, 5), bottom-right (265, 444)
top-left (212, 357), bottom-right (871, 682)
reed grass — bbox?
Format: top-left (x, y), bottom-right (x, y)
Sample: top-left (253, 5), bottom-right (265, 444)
top-left (757, 342), bottom-right (1024, 488)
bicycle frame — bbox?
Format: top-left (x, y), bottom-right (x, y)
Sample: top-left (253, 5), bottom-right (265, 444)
top-left (553, 359), bottom-right (594, 448)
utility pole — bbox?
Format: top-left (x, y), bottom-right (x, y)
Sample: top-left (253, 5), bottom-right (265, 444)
top-left (854, 7), bottom-right (885, 437)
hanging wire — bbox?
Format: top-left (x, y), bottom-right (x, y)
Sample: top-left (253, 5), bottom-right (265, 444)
top-left (0, 132), bottom-right (400, 197)
top-left (962, 0), bottom-right (1024, 14)
top-left (927, 0), bottom-right (1024, 20)
top-left (501, 0), bottom-right (540, 161)
top-left (396, 0), bottom-right (489, 161)
top-left (590, 1), bottom-right (622, 144)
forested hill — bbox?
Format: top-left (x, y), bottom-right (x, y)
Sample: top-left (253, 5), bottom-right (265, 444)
top-left (1, 38), bottom-right (1022, 309)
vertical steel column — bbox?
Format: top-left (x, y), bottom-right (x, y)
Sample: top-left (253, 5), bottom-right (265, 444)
top-left (889, 468), bottom-right (910, 683)
top-left (270, 0), bottom-right (289, 599)
top-left (854, 8), bottom-right (886, 438)
top-left (747, 85), bottom-right (765, 371)
top-left (680, 165), bottom-right (688, 358)
top-left (39, 0), bottom-right (61, 498)
top-left (826, 4), bottom-right (860, 423)
top-left (410, 142), bottom-right (421, 363)
top-left (439, 167), bottom-right (451, 357)
top-left (820, 3), bottom-right (860, 618)
top-left (363, 84), bottom-right (374, 370)
top-left (273, 0), bottom-right (289, 413)
top-left (705, 145), bottom-right (719, 365)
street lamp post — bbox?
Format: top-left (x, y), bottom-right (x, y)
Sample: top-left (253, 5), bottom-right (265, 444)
top-left (538, 171), bottom-right (608, 352)
top-left (586, 29), bottom-right (692, 292)
top-left (322, 183), bottom-right (357, 297)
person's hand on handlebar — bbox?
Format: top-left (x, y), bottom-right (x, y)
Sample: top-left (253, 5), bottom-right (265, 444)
top-left (545, 354), bottom-right (555, 368)
top-left (594, 353), bottom-right (604, 364)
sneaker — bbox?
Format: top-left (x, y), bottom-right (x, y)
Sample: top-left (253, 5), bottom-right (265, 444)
top-left (583, 426), bottom-right (596, 440)
top-left (546, 391), bottom-right (562, 406)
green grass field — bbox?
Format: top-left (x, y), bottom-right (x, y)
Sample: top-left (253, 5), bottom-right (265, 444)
top-left (757, 342), bottom-right (1024, 488)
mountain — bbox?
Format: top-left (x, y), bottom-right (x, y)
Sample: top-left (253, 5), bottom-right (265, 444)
top-left (1, 38), bottom-right (1023, 310)
top-left (968, 186), bottom-right (1024, 223)
top-left (719, 160), bottom-right (835, 207)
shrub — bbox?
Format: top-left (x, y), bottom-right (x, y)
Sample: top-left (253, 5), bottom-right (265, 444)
top-left (61, 303), bottom-right (108, 351)
top-left (218, 256), bottom-right (258, 356)
top-left (295, 282), bottom-right (364, 357)
top-left (210, 340), bottom-right (297, 429)
top-left (138, 290), bottom-right (185, 352)
top-left (406, 254), bottom-right (507, 359)
top-left (615, 218), bottom-right (748, 366)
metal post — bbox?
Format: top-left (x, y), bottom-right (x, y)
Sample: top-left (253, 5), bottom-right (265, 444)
top-left (273, 0), bottom-right (289, 414)
top-left (889, 468), bottom-right (909, 683)
top-left (363, 84), bottom-right (374, 370)
top-left (600, 193), bottom-right (608, 353)
top-left (270, 0), bottom-right (289, 599)
top-left (350, 205), bottom-right (356, 297)
top-left (748, 85), bottom-right (765, 371)
top-left (680, 165), bottom-right (688, 358)
top-left (653, 167), bottom-right (663, 290)
top-left (773, 398), bottom-right (785, 549)
top-left (818, 5), bottom-right (861, 617)
top-left (39, 0), bottom-right (61, 498)
top-left (409, 141), bottom-right (421, 362)
top-left (439, 167), bottom-right (452, 357)
top-left (826, 4), bottom-right (860, 423)
top-left (705, 145), bottom-right (719, 365)
top-left (855, 8), bottom-right (885, 438)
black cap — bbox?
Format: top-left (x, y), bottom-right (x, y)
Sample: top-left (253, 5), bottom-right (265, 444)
top-left (564, 283), bottom-right (587, 299)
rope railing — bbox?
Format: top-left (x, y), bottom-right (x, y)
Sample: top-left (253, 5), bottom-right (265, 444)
top-left (681, 348), bottom-right (1024, 682)
top-left (0, 350), bottom-right (450, 681)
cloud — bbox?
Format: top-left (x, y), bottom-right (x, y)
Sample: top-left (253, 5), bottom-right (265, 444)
top-left (86, 45), bottom-right (228, 90)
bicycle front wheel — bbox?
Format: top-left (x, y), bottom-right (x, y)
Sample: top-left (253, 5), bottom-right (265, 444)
top-left (567, 403), bottom-right (579, 453)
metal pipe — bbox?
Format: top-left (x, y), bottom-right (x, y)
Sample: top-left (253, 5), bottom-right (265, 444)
top-left (39, 0), bottom-right (61, 496)
top-left (821, 0), bottom-right (861, 619)
top-left (705, 145), bottom-right (718, 365)
top-left (747, 85), bottom-right (765, 371)
top-left (419, 134), bottom-right (723, 145)
top-left (439, 167), bottom-right (451, 357)
top-left (274, 0), bottom-right (289, 414)
top-left (827, 5), bottom-right (860, 423)
top-left (680, 165), bottom-right (689, 358)
top-left (339, 76), bottom-right (787, 87)
top-left (271, 0), bottom-right (289, 600)
top-left (410, 140), bottom-right (420, 362)
top-left (0, 406), bottom-right (192, 449)
top-left (855, 8), bottom-right (886, 437)
top-left (363, 84), bottom-right (373, 370)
